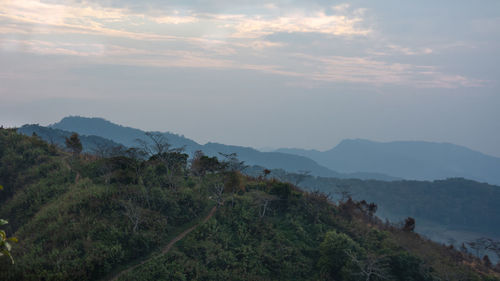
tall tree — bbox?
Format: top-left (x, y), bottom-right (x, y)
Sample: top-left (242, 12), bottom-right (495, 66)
top-left (136, 132), bottom-right (187, 188)
top-left (65, 133), bottom-right (82, 155)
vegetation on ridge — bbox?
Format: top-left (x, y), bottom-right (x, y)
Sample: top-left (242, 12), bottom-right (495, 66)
top-left (0, 128), bottom-right (499, 280)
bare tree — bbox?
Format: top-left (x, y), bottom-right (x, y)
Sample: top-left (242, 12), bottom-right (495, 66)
top-left (334, 183), bottom-right (353, 203)
top-left (136, 132), bottom-right (171, 156)
top-left (210, 183), bottom-right (225, 206)
top-left (91, 142), bottom-right (111, 158)
top-left (253, 193), bottom-right (277, 218)
top-left (120, 199), bottom-right (142, 233)
top-left (260, 199), bottom-right (270, 218)
top-left (346, 250), bottom-right (389, 281)
top-left (467, 237), bottom-right (498, 259)
top-left (218, 152), bottom-right (247, 172)
top-left (136, 132), bottom-right (186, 188)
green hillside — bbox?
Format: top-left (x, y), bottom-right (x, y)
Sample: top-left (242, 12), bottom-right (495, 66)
top-left (0, 128), bottom-right (499, 280)
top-left (257, 170), bottom-right (500, 242)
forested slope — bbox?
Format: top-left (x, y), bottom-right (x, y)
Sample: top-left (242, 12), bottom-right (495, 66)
top-left (0, 128), bottom-right (499, 281)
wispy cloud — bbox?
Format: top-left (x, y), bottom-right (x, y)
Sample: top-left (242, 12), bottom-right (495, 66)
top-left (207, 6), bottom-right (371, 38)
top-left (0, 1), bottom-right (371, 39)
top-left (0, 39), bottom-right (107, 56)
top-left (0, 1), bottom-right (485, 89)
top-left (283, 54), bottom-right (483, 88)
top-left (386, 44), bottom-right (433, 56)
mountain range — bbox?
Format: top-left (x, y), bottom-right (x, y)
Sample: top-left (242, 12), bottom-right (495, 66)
top-left (277, 139), bottom-right (500, 185)
top-left (19, 117), bottom-right (395, 181)
top-left (18, 116), bottom-right (500, 185)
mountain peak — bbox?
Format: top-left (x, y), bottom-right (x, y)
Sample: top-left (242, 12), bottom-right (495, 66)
top-left (52, 116), bottom-right (117, 128)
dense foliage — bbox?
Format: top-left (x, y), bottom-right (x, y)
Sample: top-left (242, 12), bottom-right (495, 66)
top-left (0, 128), bottom-right (499, 280)
top-left (250, 167), bottom-right (500, 241)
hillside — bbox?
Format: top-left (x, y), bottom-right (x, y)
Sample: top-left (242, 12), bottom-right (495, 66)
top-left (283, 172), bottom-right (500, 241)
top-left (244, 167), bottom-right (500, 254)
top-left (277, 139), bottom-right (500, 185)
top-left (19, 118), bottom-right (500, 249)
top-left (1, 128), bottom-right (499, 280)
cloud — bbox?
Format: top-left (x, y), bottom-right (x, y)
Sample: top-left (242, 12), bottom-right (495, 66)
top-left (0, 1), bottom-right (371, 39)
top-left (0, 39), bottom-right (108, 56)
top-left (0, 0), bottom-right (128, 26)
top-left (0, 1), bottom-right (486, 90)
top-left (153, 15), bottom-right (198, 25)
top-left (286, 54), bottom-right (483, 88)
top-left (386, 44), bottom-right (433, 56)
top-left (205, 6), bottom-right (371, 38)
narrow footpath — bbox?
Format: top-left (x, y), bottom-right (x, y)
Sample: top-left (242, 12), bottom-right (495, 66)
top-left (109, 206), bottom-right (217, 281)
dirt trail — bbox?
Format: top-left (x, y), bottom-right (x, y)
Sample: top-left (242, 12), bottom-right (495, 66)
top-left (109, 206), bottom-right (217, 281)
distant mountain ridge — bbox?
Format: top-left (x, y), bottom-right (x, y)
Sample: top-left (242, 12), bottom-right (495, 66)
top-left (277, 138), bottom-right (500, 185)
top-left (20, 116), bottom-right (394, 180)
top-left (51, 116), bottom-right (200, 150)
top-left (18, 124), bottom-right (121, 153)
top-left (20, 116), bottom-right (500, 184)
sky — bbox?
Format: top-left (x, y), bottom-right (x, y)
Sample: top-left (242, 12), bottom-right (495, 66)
top-left (1, 0), bottom-right (500, 156)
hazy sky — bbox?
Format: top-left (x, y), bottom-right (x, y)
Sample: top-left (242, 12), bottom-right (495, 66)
top-left (1, 0), bottom-right (499, 156)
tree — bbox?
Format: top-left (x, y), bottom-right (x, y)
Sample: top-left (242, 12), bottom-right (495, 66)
top-left (124, 148), bottom-right (148, 185)
top-left (252, 191), bottom-right (278, 218)
top-left (388, 253), bottom-right (435, 281)
top-left (216, 153), bottom-right (247, 207)
top-left (218, 153), bottom-right (240, 171)
top-left (136, 132), bottom-right (171, 157)
top-left (334, 183), bottom-right (353, 203)
top-left (467, 237), bottom-right (495, 258)
top-left (224, 170), bottom-right (243, 207)
top-left (0, 219), bottom-right (17, 264)
top-left (218, 152), bottom-right (247, 172)
top-left (210, 182), bottom-right (225, 206)
top-left (119, 199), bottom-right (142, 233)
top-left (0, 186), bottom-right (17, 264)
top-left (269, 182), bottom-right (292, 199)
top-left (483, 255), bottom-right (492, 268)
top-left (318, 230), bottom-right (360, 279)
top-left (262, 169), bottom-right (271, 179)
top-left (345, 250), bottom-right (389, 281)
top-left (191, 150), bottom-right (226, 177)
top-left (367, 202), bottom-right (378, 217)
top-left (402, 217), bottom-right (416, 232)
top-left (65, 133), bottom-right (82, 155)
top-left (136, 132), bottom-right (187, 188)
